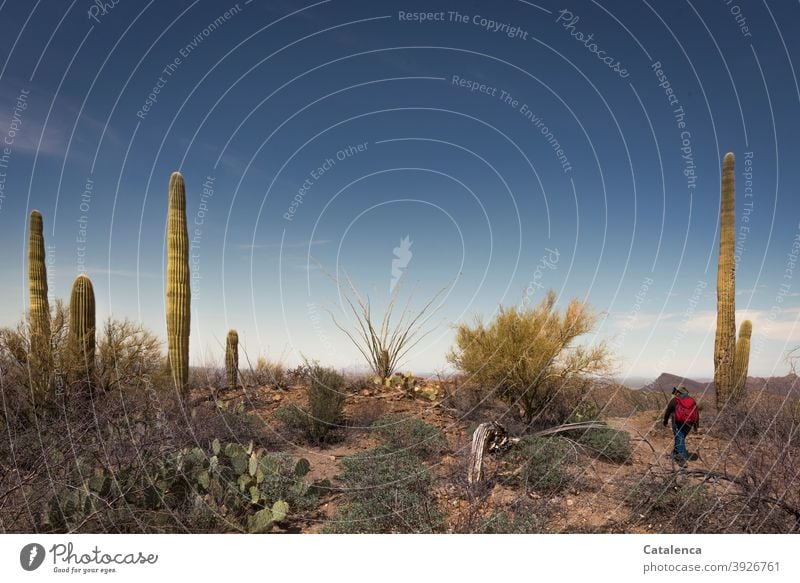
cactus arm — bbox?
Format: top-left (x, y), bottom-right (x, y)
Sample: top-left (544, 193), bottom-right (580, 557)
top-left (733, 320), bottom-right (752, 402)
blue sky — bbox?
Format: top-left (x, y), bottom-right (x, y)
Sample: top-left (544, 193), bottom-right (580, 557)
top-left (1, 0), bottom-right (799, 380)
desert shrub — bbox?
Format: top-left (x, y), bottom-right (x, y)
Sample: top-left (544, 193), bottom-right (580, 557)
top-left (347, 399), bottom-right (387, 430)
top-left (240, 352), bottom-right (290, 390)
top-left (576, 427), bottom-right (632, 463)
top-left (274, 363), bottom-right (346, 445)
top-left (471, 501), bottom-right (546, 533)
top-left (243, 356), bottom-right (287, 389)
top-left (0, 369), bottom-right (324, 534)
top-left (190, 397), bottom-right (268, 447)
top-left (371, 413), bottom-right (446, 458)
top-left (627, 475), bottom-right (723, 533)
top-left (531, 376), bottom-right (601, 427)
top-left (566, 396), bottom-right (599, 423)
top-left (506, 436), bottom-right (576, 494)
top-left (448, 290), bottom-right (613, 423)
top-left (717, 394), bottom-right (800, 532)
top-left (95, 318), bottom-right (163, 393)
top-left (324, 447), bottom-right (442, 533)
top-left (273, 404), bottom-right (311, 439)
top-left (440, 376), bottom-right (491, 420)
top-left (0, 301), bottom-right (70, 419)
top-left (188, 365), bottom-right (225, 391)
top-left (345, 372), bottom-right (376, 394)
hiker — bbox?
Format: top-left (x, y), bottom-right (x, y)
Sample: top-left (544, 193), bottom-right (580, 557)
top-left (662, 386), bottom-right (700, 463)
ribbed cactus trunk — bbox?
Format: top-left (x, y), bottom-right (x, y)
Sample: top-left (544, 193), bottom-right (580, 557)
top-left (714, 153), bottom-right (736, 411)
top-left (226, 329), bottom-right (239, 389)
top-left (732, 320), bottom-right (752, 403)
top-left (166, 172), bottom-right (191, 395)
top-left (69, 274), bottom-right (96, 389)
top-left (28, 210), bottom-right (51, 406)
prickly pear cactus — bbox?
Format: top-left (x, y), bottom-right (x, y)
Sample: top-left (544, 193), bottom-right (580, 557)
top-left (226, 329), bottom-right (238, 389)
top-left (166, 172), bottom-right (190, 395)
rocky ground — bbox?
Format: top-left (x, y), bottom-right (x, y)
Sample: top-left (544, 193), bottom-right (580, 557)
top-left (207, 379), bottom-right (749, 533)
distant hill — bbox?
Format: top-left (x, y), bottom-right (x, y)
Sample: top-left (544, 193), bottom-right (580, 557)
top-left (641, 372), bottom-right (800, 398)
top-left (742, 374), bottom-right (800, 397)
top-left (642, 372), bottom-right (711, 396)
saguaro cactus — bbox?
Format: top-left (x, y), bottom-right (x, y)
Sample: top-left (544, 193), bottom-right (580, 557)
top-left (714, 153), bottom-right (736, 411)
top-left (733, 320), bottom-right (752, 402)
top-left (166, 172), bottom-right (191, 394)
top-left (226, 329), bottom-right (239, 389)
top-left (69, 274), bottom-right (96, 385)
top-left (28, 210), bottom-right (51, 403)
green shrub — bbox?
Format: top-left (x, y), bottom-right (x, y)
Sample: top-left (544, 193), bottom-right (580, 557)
top-left (447, 291), bottom-right (612, 422)
top-left (274, 363), bottom-right (346, 445)
top-left (323, 447), bottom-right (442, 533)
top-left (507, 436), bottom-right (576, 494)
top-left (627, 475), bottom-right (721, 533)
top-left (472, 506), bottom-right (545, 533)
top-left (567, 398), bottom-right (599, 423)
top-left (371, 413), bottom-right (446, 457)
top-left (577, 427), bottom-right (632, 463)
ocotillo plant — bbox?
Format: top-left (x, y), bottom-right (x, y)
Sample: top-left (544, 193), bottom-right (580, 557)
top-left (714, 152), bottom-right (736, 411)
top-left (166, 172), bottom-right (191, 395)
top-left (226, 329), bottom-right (239, 389)
top-left (69, 274), bottom-right (96, 387)
top-left (733, 319), bottom-right (752, 402)
top-left (28, 209), bottom-right (51, 404)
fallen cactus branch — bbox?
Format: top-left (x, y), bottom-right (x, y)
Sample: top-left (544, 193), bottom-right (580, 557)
top-left (466, 420), bottom-right (609, 485)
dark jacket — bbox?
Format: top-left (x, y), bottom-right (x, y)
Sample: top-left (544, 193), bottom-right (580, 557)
top-left (662, 397), bottom-right (699, 429)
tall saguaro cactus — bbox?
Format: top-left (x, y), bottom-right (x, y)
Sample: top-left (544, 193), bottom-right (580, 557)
top-left (69, 274), bottom-right (96, 387)
top-left (714, 153), bottom-right (736, 411)
top-left (226, 329), bottom-right (239, 389)
top-left (28, 209), bottom-right (51, 404)
top-left (733, 320), bottom-right (752, 402)
top-left (166, 172), bottom-right (191, 395)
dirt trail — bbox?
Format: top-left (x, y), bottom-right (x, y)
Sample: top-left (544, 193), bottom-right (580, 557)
top-left (545, 410), bottom-right (746, 532)
top-left (243, 384), bottom-right (747, 533)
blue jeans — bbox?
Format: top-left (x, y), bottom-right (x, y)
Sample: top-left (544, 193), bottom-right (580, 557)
top-left (671, 419), bottom-right (691, 460)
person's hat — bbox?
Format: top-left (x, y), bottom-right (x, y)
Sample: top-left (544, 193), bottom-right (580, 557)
top-left (672, 386), bottom-right (689, 396)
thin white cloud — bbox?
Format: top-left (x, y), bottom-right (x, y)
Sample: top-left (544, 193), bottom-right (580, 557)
top-left (683, 308), bottom-right (800, 342)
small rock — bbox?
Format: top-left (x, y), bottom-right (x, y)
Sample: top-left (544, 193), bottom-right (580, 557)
top-left (566, 499), bottom-right (574, 507)
top-left (361, 389), bottom-right (371, 397)
top-left (272, 394), bottom-right (282, 402)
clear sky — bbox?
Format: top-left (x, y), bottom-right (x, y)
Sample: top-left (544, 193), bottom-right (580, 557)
top-left (1, 0), bottom-right (799, 381)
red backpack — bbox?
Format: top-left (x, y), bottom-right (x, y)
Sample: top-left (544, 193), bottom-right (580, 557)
top-left (675, 395), bottom-right (699, 425)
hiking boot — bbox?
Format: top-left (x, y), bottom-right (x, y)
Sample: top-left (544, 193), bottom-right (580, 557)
top-left (672, 454), bottom-right (688, 466)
